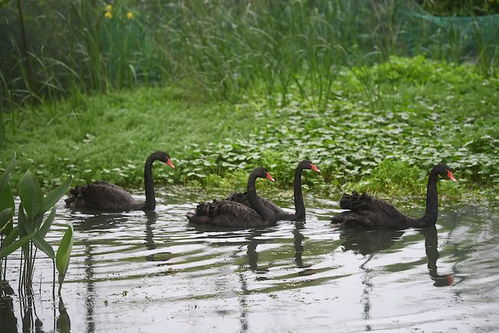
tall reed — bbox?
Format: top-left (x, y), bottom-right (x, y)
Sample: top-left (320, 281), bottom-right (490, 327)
top-left (0, 0), bottom-right (497, 109)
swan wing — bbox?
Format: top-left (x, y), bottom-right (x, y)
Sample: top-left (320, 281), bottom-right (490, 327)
top-left (187, 199), bottom-right (272, 228)
top-left (226, 192), bottom-right (290, 220)
top-left (78, 183), bottom-right (139, 211)
top-left (339, 192), bottom-right (406, 220)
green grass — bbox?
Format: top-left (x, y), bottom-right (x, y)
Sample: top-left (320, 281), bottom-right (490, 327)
top-left (1, 57), bottom-right (498, 204)
top-left (1, 0), bottom-right (498, 109)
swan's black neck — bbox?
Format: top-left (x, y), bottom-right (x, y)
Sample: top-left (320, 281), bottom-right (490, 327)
top-left (247, 171), bottom-right (274, 221)
top-left (413, 167), bottom-right (439, 227)
top-left (143, 154), bottom-right (157, 211)
top-left (293, 164), bottom-right (306, 221)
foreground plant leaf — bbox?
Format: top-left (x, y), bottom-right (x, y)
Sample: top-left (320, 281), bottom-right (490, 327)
top-left (30, 207), bottom-right (57, 259)
top-left (19, 171), bottom-right (43, 219)
top-left (0, 154), bottom-right (15, 232)
top-left (0, 153), bottom-right (16, 187)
top-left (0, 231), bottom-right (36, 259)
top-left (0, 208), bottom-right (13, 230)
top-left (42, 176), bottom-right (72, 213)
top-left (56, 225), bottom-right (74, 291)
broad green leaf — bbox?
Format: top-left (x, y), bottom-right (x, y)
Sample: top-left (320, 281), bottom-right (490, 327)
top-left (17, 203), bottom-right (29, 236)
top-left (42, 176), bottom-right (72, 213)
top-left (0, 153), bottom-right (15, 186)
top-left (0, 231), bottom-right (36, 259)
top-left (29, 203), bottom-right (58, 259)
top-left (56, 225), bottom-right (74, 287)
top-left (0, 207), bottom-right (12, 229)
top-left (19, 171), bottom-right (43, 219)
top-left (3, 227), bottom-right (19, 248)
top-left (31, 233), bottom-right (55, 259)
top-left (0, 217), bottom-right (12, 234)
top-left (39, 206), bottom-right (56, 238)
top-left (0, 182), bottom-right (14, 214)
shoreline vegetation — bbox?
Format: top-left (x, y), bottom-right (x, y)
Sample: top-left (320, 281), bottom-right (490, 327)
top-left (1, 1), bottom-right (498, 204)
top-left (1, 57), bottom-right (497, 204)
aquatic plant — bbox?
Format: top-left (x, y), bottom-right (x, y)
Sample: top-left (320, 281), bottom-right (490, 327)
top-left (56, 224), bottom-right (73, 294)
top-left (0, 154), bottom-right (16, 295)
top-left (0, 154), bottom-right (73, 294)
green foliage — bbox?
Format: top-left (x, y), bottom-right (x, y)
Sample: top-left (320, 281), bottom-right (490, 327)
top-left (0, 158), bottom-right (72, 292)
top-left (1, 56), bottom-right (496, 201)
top-left (19, 171), bottom-right (43, 220)
top-left (17, 172), bottom-right (72, 259)
top-left (0, 231), bottom-right (36, 260)
top-left (0, 154), bottom-right (15, 234)
top-left (56, 225), bottom-right (74, 292)
top-left (1, 0), bottom-right (497, 108)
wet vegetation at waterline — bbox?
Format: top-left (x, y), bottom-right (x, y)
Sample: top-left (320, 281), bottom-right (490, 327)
top-left (0, 155), bottom-right (74, 298)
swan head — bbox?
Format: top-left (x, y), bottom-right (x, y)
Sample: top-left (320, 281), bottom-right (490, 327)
top-left (434, 163), bottom-right (457, 182)
top-left (152, 151), bottom-right (175, 169)
top-left (254, 167), bottom-right (275, 182)
top-left (300, 160), bottom-right (321, 173)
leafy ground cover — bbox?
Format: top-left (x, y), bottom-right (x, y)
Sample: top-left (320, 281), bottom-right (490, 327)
top-left (1, 57), bottom-right (498, 203)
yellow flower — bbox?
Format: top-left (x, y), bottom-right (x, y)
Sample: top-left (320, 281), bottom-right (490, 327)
top-left (126, 12), bottom-right (134, 20)
top-left (104, 11), bottom-right (112, 19)
top-left (105, 4), bottom-right (112, 12)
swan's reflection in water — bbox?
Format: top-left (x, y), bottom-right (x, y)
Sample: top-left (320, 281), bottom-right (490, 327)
top-left (337, 224), bottom-right (453, 325)
top-left (422, 225), bottom-right (454, 287)
top-left (338, 227), bottom-right (403, 323)
top-left (292, 222), bottom-right (310, 269)
top-left (144, 211), bottom-right (158, 251)
top-left (339, 227), bottom-right (405, 255)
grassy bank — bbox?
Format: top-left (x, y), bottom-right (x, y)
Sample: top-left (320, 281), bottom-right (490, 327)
top-left (1, 57), bottom-right (498, 203)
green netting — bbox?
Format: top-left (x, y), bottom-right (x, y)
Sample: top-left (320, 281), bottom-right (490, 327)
top-left (396, 0), bottom-right (499, 57)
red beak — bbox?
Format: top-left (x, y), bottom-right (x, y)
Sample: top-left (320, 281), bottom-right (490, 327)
top-left (310, 164), bottom-right (321, 173)
top-left (266, 172), bottom-right (275, 182)
top-left (166, 159), bottom-right (175, 169)
top-left (447, 170), bottom-right (457, 182)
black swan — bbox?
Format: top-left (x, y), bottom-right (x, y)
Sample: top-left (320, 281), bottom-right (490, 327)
top-left (186, 167), bottom-right (277, 228)
top-left (65, 151), bottom-right (175, 212)
top-left (331, 163), bottom-right (457, 228)
top-left (226, 160), bottom-right (321, 221)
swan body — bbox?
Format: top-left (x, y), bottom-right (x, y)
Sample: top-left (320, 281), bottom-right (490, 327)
top-left (331, 163), bottom-right (456, 228)
top-left (226, 160), bottom-right (320, 221)
top-left (186, 167), bottom-right (276, 228)
top-left (65, 151), bottom-right (174, 212)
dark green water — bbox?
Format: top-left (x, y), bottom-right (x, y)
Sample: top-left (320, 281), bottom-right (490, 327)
top-left (2, 189), bottom-right (498, 332)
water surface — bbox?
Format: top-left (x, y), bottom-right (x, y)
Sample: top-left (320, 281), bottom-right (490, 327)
top-left (2, 189), bottom-right (498, 332)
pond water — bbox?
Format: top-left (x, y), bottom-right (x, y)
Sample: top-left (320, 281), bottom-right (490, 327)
top-left (1, 189), bottom-right (498, 332)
